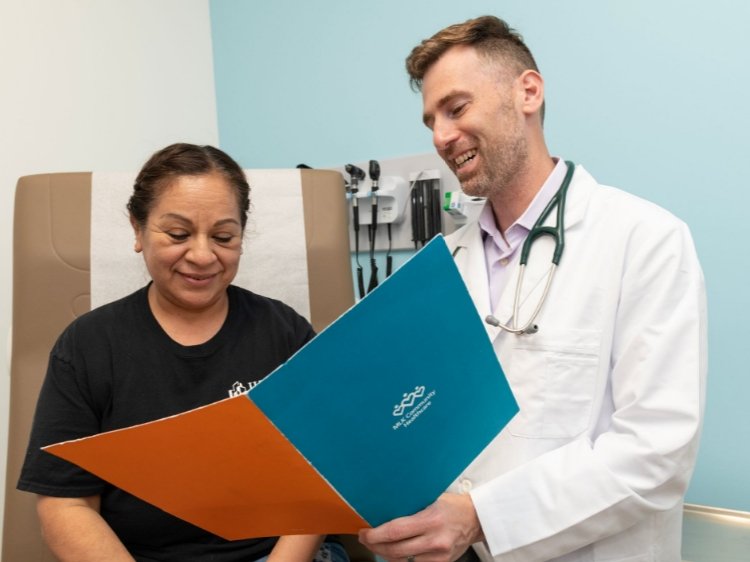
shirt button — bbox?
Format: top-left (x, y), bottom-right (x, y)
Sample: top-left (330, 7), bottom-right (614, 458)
top-left (500, 258), bottom-right (509, 266)
top-left (460, 478), bottom-right (473, 492)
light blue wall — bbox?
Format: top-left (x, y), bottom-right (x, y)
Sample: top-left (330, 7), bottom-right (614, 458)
top-left (210, 0), bottom-right (750, 511)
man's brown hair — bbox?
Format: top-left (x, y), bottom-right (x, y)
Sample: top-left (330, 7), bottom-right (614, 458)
top-left (405, 15), bottom-right (540, 92)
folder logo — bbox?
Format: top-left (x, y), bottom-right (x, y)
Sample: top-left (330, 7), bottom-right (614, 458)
top-left (393, 385), bottom-right (426, 416)
top-left (392, 385), bottom-right (437, 431)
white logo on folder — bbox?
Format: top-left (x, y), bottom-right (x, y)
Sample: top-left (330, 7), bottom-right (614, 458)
top-left (392, 385), bottom-right (436, 431)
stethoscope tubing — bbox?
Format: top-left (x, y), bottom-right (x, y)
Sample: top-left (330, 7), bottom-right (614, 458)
top-left (483, 160), bottom-right (575, 334)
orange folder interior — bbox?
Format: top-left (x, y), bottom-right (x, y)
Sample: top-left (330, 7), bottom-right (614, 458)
top-left (45, 395), bottom-right (369, 540)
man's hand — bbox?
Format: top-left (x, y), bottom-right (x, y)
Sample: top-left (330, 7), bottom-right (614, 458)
top-left (358, 493), bottom-right (483, 562)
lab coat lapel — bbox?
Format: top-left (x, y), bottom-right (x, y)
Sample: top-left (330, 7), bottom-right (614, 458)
top-left (446, 223), bottom-right (495, 338)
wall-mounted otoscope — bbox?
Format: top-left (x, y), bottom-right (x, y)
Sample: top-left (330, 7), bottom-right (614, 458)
top-left (345, 164), bottom-right (367, 299)
top-left (367, 159), bottom-right (381, 292)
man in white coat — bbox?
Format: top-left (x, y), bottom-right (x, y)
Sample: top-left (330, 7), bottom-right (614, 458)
top-left (359, 15), bottom-right (707, 562)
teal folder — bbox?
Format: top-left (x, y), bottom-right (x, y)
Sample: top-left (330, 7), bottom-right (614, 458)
top-left (250, 234), bottom-right (518, 526)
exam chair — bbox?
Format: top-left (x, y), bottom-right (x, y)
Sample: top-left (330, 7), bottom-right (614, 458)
top-left (3, 170), bottom-right (373, 561)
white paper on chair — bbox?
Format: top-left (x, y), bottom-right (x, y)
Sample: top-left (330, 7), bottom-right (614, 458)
top-left (90, 169), bottom-right (310, 320)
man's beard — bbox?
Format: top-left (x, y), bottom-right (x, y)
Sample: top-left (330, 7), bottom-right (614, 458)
top-left (459, 131), bottom-right (529, 199)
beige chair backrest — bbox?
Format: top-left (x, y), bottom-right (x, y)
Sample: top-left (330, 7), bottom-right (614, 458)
top-left (3, 170), bottom-right (369, 561)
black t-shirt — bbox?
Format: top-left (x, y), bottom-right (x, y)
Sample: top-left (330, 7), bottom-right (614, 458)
top-left (18, 284), bottom-right (316, 561)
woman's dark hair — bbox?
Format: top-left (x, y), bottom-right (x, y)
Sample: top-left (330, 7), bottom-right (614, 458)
top-left (128, 143), bottom-right (251, 229)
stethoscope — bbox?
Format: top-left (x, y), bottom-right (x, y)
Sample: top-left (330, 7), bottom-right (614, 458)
top-left (457, 160), bottom-right (575, 335)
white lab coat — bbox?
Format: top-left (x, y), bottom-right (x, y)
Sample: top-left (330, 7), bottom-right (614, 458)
top-left (445, 165), bottom-right (707, 562)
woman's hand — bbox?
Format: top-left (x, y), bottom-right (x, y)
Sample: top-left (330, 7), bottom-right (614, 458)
top-left (267, 534), bottom-right (325, 561)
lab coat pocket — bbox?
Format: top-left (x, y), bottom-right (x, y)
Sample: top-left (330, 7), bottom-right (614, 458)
top-left (508, 328), bottom-right (601, 439)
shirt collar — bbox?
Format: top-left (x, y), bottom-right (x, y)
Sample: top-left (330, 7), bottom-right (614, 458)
top-left (479, 157), bottom-right (568, 239)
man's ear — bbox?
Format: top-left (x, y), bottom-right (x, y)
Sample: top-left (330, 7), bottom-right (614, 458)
top-left (518, 69), bottom-right (544, 117)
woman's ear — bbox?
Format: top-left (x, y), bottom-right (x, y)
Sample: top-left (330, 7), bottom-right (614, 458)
top-left (130, 215), bottom-right (143, 253)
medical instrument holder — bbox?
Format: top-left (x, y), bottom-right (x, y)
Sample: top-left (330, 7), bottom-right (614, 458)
top-left (349, 176), bottom-right (409, 225)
